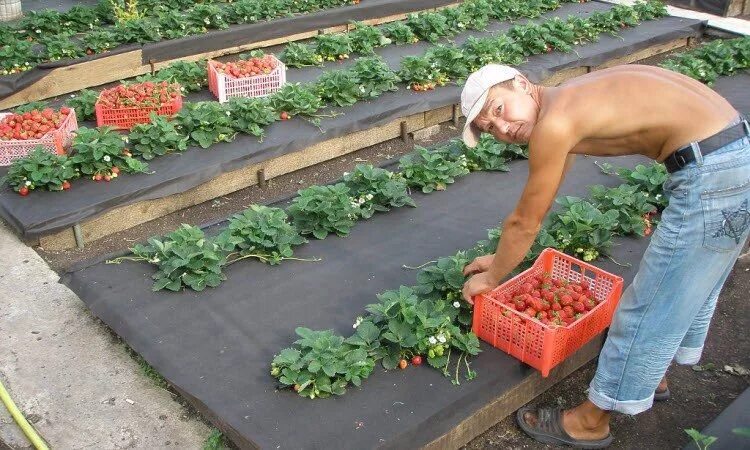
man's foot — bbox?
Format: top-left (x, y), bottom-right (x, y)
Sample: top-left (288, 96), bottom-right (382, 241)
top-left (654, 375), bottom-right (670, 401)
top-left (517, 401), bottom-right (612, 449)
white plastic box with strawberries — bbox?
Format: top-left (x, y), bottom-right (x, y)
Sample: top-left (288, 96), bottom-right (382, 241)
top-left (208, 54), bottom-right (287, 103)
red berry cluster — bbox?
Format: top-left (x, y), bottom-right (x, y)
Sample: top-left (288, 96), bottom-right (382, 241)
top-left (97, 81), bottom-right (180, 109)
top-left (215, 55), bottom-right (278, 79)
top-left (0, 107), bottom-right (72, 141)
top-left (494, 272), bottom-right (600, 327)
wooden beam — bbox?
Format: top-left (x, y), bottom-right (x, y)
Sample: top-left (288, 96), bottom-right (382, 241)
top-left (35, 37), bottom-right (691, 250)
top-left (423, 335), bottom-right (604, 450)
top-left (0, 3), bottom-right (462, 110)
top-left (726, 0), bottom-right (745, 16)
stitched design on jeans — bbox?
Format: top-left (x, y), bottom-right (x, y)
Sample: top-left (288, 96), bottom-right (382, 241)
top-left (712, 199), bottom-right (750, 244)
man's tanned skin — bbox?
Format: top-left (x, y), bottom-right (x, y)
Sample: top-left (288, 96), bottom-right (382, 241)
top-left (460, 64), bottom-right (738, 442)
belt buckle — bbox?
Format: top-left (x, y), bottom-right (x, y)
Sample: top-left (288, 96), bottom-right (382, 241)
top-left (674, 152), bottom-right (688, 169)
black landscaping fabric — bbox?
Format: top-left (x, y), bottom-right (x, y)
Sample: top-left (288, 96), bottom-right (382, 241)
top-left (712, 72), bottom-right (750, 118)
top-left (682, 387), bottom-right (750, 450)
top-left (668, 0), bottom-right (731, 16)
top-left (0, 0), bottom-right (457, 101)
top-left (62, 154), bottom-right (652, 450)
top-left (0, 4), bottom-right (705, 239)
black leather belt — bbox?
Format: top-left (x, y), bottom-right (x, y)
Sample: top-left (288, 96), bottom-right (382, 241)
top-left (664, 116), bottom-right (750, 174)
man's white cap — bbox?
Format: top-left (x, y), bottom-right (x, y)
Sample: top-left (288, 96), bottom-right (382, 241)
top-left (460, 64), bottom-right (520, 148)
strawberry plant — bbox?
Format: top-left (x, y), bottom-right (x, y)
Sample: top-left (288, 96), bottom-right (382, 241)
top-left (216, 205), bottom-right (307, 265)
top-left (427, 45), bottom-right (469, 81)
top-left (660, 37), bottom-right (750, 84)
top-left (81, 30), bottom-right (122, 54)
top-left (280, 42), bottom-right (324, 68)
top-left (461, 35), bottom-right (524, 71)
top-left (598, 162), bottom-right (668, 208)
top-left (508, 22), bottom-right (553, 56)
top-left (0, 107), bottom-right (73, 141)
top-left (155, 11), bottom-right (200, 40)
top-left (228, 0), bottom-right (292, 24)
top-left (0, 41), bottom-right (35, 75)
top-left (128, 113), bottom-right (189, 160)
top-left (315, 70), bottom-right (361, 107)
top-left (589, 184), bottom-right (657, 236)
top-left (460, 134), bottom-right (511, 171)
top-left (350, 57), bottom-right (400, 99)
top-left (13, 102), bottom-right (50, 114)
top-left (3, 148), bottom-right (78, 194)
top-left (68, 126), bottom-right (148, 180)
top-left (539, 18), bottom-right (576, 54)
top-left (487, 0), bottom-right (528, 20)
top-left (632, 0), bottom-right (668, 20)
top-left (270, 326), bottom-right (378, 399)
top-left (415, 253), bottom-right (473, 327)
top-left (175, 102), bottom-right (237, 149)
top-left (587, 11), bottom-right (625, 37)
top-left (349, 22), bottom-right (391, 55)
top-left (39, 33), bottom-right (85, 61)
top-left (269, 83), bottom-right (324, 119)
top-left (143, 60), bottom-right (208, 93)
top-left (398, 146), bottom-right (469, 193)
top-left (399, 55), bottom-right (447, 91)
top-left (546, 196), bottom-right (620, 261)
top-left (115, 19), bottom-right (162, 44)
top-left (381, 21), bottom-right (419, 45)
top-left (225, 97), bottom-right (276, 140)
top-left (314, 33), bottom-right (352, 61)
top-left (610, 4), bottom-right (641, 28)
top-left (406, 12), bottom-right (451, 43)
top-left (185, 4), bottom-right (229, 30)
top-left (569, 17), bottom-right (601, 45)
top-left (451, 0), bottom-right (491, 31)
top-left (342, 164), bottom-right (415, 219)
top-left (288, 183), bottom-right (359, 239)
top-left (62, 5), bottom-right (103, 31)
top-left (129, 224), bottom-right (227, 291)
top-left (67, 89), bottom-right (99, 122)
top-left (18, 10), bottom-right (63, 37)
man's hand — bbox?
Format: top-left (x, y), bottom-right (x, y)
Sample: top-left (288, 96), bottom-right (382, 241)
top-left (462, 271), bottom-right (500, 305)
top-left (463, 254), bottom-right (495, 277)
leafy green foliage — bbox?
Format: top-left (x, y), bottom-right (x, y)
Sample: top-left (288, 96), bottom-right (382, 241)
top-left (145, 60), bottom-right (208, 93)
top-left (461, 35), bottom-right (524, 71)
top-left (349, 22), bottom-right (391, 55)
top-left (350, 57), bottom-right (401, 98)
top-left (226, 97), bottom-right (277, 140)
top-left (131, 224), bottom-right (227, 292)
top-left (315, 71), bottom-right (361, 107)
top-left (660, 37), bottom-right (750, 84)
top-left (13, 101), bottom-right (50, 114)
top-left (3, 148), bottom-right (78, 193)
top-left (115, 19), bottom-right (162, 44)
top-left (81, 30), bottom-right (122, 53)
top-left (216, 205), bottom-right (307, 265)
top-left (0, 41), bottom-right (36, 75)
top-left (128, 113), bottom-right (189, 160)
top-left (632, 0), bottom-right (668, 20)
top-left (67, 89), bottom-right (99, 122)
top-left (381, 21), bottom-right (419, 45)
top-left (270, 326), bottom-right (378, 399)
top-left (427, 45), bottom-right (469, 81)
top-left (269, 83), bottom-right (324, 117)
top-left (399, 55), bottom-right (447, 89)
top-left (406, 12), bottom-right (451, 43)
top-left (415, 253), bottom-right (473, 327)
top-left (590, 184), bottom-right (657, 236)
top-left (185, 4), bottom-right (229, 30)
top-left (546, 197), bottom-right (620, 261)
top-left (288, 183), bottom-right (359, 239)
top-left (460, 134), bottom-right (522, 171)
top-left (314, 33), bottom-right (353, 61)
top-left (69, 127), bottom-right (149, 176)
top-left (399, 146), bottom-right (469, 193)
top-left (39, 33), bottom-right (85, 61)
top-left (280, 42), bottom-right (324, 68)
top-left (599, 162), bottom-right (668, 208)
top-left (202, 429), bottom-right (229, 450)
top-left (684, 428), bottom-right (717, 450)
top-left (175, 102), bottom-right (237, 149)
top-left (343, 164), bottom-right (415, 218)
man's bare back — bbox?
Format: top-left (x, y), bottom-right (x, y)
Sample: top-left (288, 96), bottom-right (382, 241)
top-left (537, 64), bottom-right (738, 161)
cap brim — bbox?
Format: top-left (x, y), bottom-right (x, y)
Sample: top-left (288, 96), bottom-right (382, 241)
top-left (461, 89), bottom-right (489, 148)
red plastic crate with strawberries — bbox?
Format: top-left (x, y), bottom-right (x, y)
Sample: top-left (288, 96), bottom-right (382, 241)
top-left (95, 81), bottom-right (183, 130)
top-left (0, 107), bottom-right (79, 166)
top-left (472, 248), bottom-right (623, 377)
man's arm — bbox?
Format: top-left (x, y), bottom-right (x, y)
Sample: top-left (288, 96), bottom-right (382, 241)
top-left (485, 126), bottom-right (574, 284)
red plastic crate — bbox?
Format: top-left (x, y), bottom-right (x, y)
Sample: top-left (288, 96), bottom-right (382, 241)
top-left (95, 88), bottom-right (183, 130)
top-left (472, 248), bottom-right (624, 377)
top-left (207, 56), bottom-right (286, 103)
top-left (0, 109), bottom-right (79, 166)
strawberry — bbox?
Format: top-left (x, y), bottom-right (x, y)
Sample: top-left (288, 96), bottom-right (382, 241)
top-left (19, 186), bottom-right (29, 196)
top-left (411, 355), bottom-right (422, 366)
top-left (563, 305), bottom-right (575, 318)
top-left (280, 111), bottom-right (289, 121)
top-left (104, 175), bottom-right (112, 182)
top-left (579, 280), bottom-right (590, 290)
top-left (536, 311), bottom-right (548, 320)
top-left (573, 301), bottom-right (586, 313)
top-left (62, 181), bottom-right (71, 190)
top-left (399, 359), bottom-right (408, 370)
top-left (552, 302), bottom-right (562, 311)
top-left (94, 174), bottom-right (103, 181)
top-left (560, 294), bottom-right (573, 306)
top-left (111, 166), bottom-right (120, 174)
top-left (520, 283), bottom-right (533, 294)
top-left (572, 285), bottom-right (583, 294)
top-left (524, 307), bottom-right (536, 318)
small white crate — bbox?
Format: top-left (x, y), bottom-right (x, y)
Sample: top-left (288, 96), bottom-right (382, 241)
top-left (207, 56), bottom-right (287, 103)
top-left (0, 109), bottom-right (79, 166)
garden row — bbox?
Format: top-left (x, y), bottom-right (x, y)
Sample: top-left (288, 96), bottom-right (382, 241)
top-left (2, 1), bottom-right (672, 195)
top-left (0, 0), bottom-right (362, 75)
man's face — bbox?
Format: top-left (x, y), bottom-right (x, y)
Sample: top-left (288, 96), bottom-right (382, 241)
top-left (471, 77), bottom-right (539, 145)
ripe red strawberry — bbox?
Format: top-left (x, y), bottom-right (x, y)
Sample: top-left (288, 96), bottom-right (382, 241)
top-left (552, 302), bottom-right (562, 311)
top-left (572, 285), bottom-right (583, 293)
top-left (541, 300), bottom-right (551, 311)
top-left (580, 280), bottom-right (590, 290)
top-left (560, 295), bottom-right (573, 306)
top-left (19, 186), bottom-right (29, 196)
top-left (111, 166), bottom-right (120, 174)
top-left (280, 111), bottom-right (289, 120)
top-left (531, 289), bottom-right (541, 299)
top-left (563, 305), bottom-right (574, 318)
top-left (94, 174), bottom-right (103, 181)
top-left (536, 311), bottom-right (548, 320)
top-left (104, 175), bottom-right (112, 182)
top-left (524, 307), bottom-right (536, 318)
top-left (520, 283), bottom-right (533, 294)
top-left (573, 301), bottom-right (586, 313)
top-left (515, 300), bottom-right (525, 311)
top-left (62, 181), bottom-right (71, 190)
top-left (411, 355), bottom-right (422, 366)
top-left (542, 290), bottom-right (554, 302)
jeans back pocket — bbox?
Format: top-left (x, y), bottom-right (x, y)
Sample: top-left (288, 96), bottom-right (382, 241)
top-left (701, 177), bottom-right (750, 252)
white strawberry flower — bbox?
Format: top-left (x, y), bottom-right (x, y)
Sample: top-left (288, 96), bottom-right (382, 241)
top-left (453, 301), bottom-right (460, 308)
top-left (226, 111), bottom-right (231, 116)
top-left (350, 201), bottom-right (359, 208)
top-left (655, 194), bottom-right (662, 200)
top-left (366, 194), bottom-right (374, 200)
top-left (437, 334), bottom-right (447, 344)
top-left (353, 316), bottom-right (363, 329)
top-left (343, 172), bottom-right (349, 177)
top-left (103, 155), bottom-right (111, 162)
top-left (428, 336), bottom-right (437, 345)
top-left (25, 181), bottom-right (31, 186)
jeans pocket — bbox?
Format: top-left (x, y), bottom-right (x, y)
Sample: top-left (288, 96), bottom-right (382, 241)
top-left (701, 178), bottom-right (750, 252)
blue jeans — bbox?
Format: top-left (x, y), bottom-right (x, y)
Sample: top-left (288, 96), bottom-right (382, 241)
top-left (589, 126), bottom-right (750, 415)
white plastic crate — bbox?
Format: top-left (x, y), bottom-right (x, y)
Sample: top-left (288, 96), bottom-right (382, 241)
top-left (207, 56), bottom-right (287, 103)
top-left (0, 109), bottom-right (79, 166)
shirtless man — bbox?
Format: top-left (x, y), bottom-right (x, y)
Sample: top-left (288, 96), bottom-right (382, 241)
top-left (459, 64), bottom-right (750, 448)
